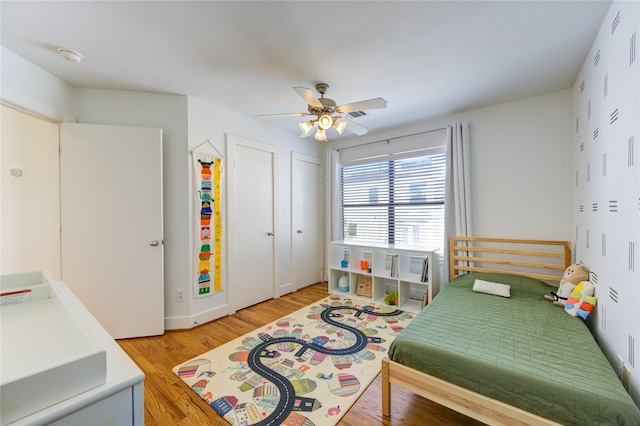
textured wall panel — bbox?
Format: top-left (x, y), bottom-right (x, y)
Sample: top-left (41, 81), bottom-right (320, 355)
top-left (573, 1), bottom-right (639, 402)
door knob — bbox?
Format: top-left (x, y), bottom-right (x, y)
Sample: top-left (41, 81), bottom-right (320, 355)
top-left (297, 229), bottom-right (303, 234)
top-left (267, 231), bottom-right (275, 236)
top-left (149, 239), bottom-right (161, 247)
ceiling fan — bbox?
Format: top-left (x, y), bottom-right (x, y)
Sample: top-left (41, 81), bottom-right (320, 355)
top-left (257, 83), bottom-right (387, 141)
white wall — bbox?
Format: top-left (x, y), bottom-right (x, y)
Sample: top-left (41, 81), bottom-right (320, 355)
top-left (572, 0), bottom-right (639, 403)
top-left (0, 46), bottom-right (76, 122)
top-left (328, 88), bottom-right (574, 243)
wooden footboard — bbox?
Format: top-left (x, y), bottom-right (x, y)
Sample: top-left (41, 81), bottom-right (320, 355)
top-left (382, 358), bottom-right (560, 426)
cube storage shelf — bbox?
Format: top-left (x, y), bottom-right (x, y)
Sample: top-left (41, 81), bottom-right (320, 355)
top-left (329, 240), bottom-right (437, 312)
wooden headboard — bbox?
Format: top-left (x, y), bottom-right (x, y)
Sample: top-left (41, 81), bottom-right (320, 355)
top-left (449, 236), bottom-right (571, 283)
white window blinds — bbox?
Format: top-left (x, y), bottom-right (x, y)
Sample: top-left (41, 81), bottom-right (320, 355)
top-left (341, 149), bottom-right (446, 247)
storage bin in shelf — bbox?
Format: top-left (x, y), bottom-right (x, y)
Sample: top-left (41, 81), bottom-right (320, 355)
top-left (350, 249), bottom-right (373, 273)
top-left (373, 277), bottom-right (398, 306)
top-left (398, 253), bottom-right (429, 283)
top-left (399, 297), bottom-right (425, 312)
top-left (329, 244), bottom-right (350, 270)
top-left (375, 251), bottom-right (401, 278)
top-left (329, 269), bottom-right (351, 294)
top-left (353, 273), bottom-right (373, 300)
top-left (399, 280), bottom-right (429, 309)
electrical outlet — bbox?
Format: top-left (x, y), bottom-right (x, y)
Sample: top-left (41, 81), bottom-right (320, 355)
top-left (616, 354), bottom-right (624, 379)
top-left (176, 289), bottom-right (185, 302)
top-left (623, 364), bottom-right (631, 392)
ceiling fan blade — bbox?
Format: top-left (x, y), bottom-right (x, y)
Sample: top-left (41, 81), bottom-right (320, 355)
top-left (336, 97), bottom-right (387, 114)
top-left (293, 86), bottom-right (323, 108)
top-left (256, 112), bottom-right (309, 118)
top-left (340, 117), bottom-right (370, 136)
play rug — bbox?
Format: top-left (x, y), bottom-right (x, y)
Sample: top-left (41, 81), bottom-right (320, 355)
top-left (173, 294), bottom-right (414, 425)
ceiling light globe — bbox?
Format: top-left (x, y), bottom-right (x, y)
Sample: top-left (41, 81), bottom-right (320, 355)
top-left (314, 128), bottom-right (327, 141)
top-left (318, 114), bottom-right (333, 130)
top-left (298, 120), bottom-right (314, 136)
top-left (333, 118), bottom-right (347, 135)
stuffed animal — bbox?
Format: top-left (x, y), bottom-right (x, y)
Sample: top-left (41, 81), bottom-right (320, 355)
top-left (565, 281), bottom-right (597, 319)
top-left (544, 263), bottom-right (589, 307)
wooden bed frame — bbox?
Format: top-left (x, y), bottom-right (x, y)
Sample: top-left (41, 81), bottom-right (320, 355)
top-left (382, 236), bottom-right (572, 426)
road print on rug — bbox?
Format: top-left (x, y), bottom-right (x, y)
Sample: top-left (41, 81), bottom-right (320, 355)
top-left (173, 295), bottom-right (414, 426)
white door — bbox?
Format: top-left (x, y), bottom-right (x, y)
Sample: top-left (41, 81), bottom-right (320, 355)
top-left (60, 123), bottom-right (164, 339)
top-left (228, 135), bottom-right (275, 310)
top-left (1, 104), bottom-right (61, 278)
top-left (292, 153), bottom-right (323, 289)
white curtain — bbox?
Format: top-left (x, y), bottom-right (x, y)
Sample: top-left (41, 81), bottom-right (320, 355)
top-left (324, 148), bottom-right (343, 281)
top-left (443, 122), bottom-right (472, 284)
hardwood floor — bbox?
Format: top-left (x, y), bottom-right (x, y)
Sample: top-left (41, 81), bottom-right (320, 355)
top-left (118, 283), bottom-right (482, 426)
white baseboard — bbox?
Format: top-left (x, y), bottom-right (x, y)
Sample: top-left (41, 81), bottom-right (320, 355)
top-left (164, 304), bottom-right (235, 330)
top-left (278, 282), bottom-right (294, 297)
top-left (164, 282), bottom-right (297, 330)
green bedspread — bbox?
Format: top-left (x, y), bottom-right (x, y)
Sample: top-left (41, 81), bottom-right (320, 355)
top-left (388, 272), bottom-right (640, 425)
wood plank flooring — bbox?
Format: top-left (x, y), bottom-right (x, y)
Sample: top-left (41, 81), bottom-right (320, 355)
top-left (118, 283), bottom-right (482, 426)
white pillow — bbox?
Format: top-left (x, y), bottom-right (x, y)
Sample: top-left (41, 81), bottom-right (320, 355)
top-left (473, 279), bottom-right (511, 298)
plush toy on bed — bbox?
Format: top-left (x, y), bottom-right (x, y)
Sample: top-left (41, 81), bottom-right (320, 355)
top-left (565, 281), bottom-right (597, 319)
top-left (544, 263), bottom-right (590, 307)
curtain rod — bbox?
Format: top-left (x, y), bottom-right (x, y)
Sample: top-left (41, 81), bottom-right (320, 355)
top-left (337, 126), bottom-right (447, 152)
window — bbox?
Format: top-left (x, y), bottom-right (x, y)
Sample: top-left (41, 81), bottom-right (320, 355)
top-left (341, 151), bottom-right (445, 247)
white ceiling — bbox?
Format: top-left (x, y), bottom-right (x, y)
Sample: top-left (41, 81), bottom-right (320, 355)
top-left (1, 1), bottom-right (611, 138)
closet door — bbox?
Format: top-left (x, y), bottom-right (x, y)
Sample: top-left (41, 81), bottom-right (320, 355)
top-left (292, 153), bottom-right (323, 289)
top-left (227, 135), bottom-right (276, 310)
top-left (60, 123), bottom-right (164, 339)
top-left (1, 104), bottom-right (60, 278)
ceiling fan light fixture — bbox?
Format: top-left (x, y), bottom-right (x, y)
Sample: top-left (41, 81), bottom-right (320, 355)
top-left (333, 118), bottom-right (347, 135)
top-left (318, 114), bottom-right (333, 130)
top-left (258, 83), bottom-right (386, 140)
top-left (298, 120), bottom-right (315, 137)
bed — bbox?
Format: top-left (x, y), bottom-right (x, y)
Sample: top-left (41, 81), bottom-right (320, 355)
top-left (382, 236), bottom-right (640, 425)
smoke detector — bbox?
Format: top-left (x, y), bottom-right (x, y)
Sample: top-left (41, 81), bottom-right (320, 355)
top-left (57, 48), bottom-right (83, 63)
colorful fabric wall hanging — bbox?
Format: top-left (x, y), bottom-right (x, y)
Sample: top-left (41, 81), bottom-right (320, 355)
top-left (192, 140), bottom-right (223, 298)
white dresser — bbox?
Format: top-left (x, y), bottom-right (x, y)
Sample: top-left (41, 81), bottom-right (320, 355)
top-left (1, 271), bottom-right (144, 425)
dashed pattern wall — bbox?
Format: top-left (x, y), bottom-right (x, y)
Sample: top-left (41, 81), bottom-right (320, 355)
top-left (573, 1), bottom-right (639, 400)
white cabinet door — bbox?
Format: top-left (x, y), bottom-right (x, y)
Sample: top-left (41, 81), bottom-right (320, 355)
top-left (60, 123), bottom-right (164, 339)
top-left (292, 153), bottom-right (323, 289)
